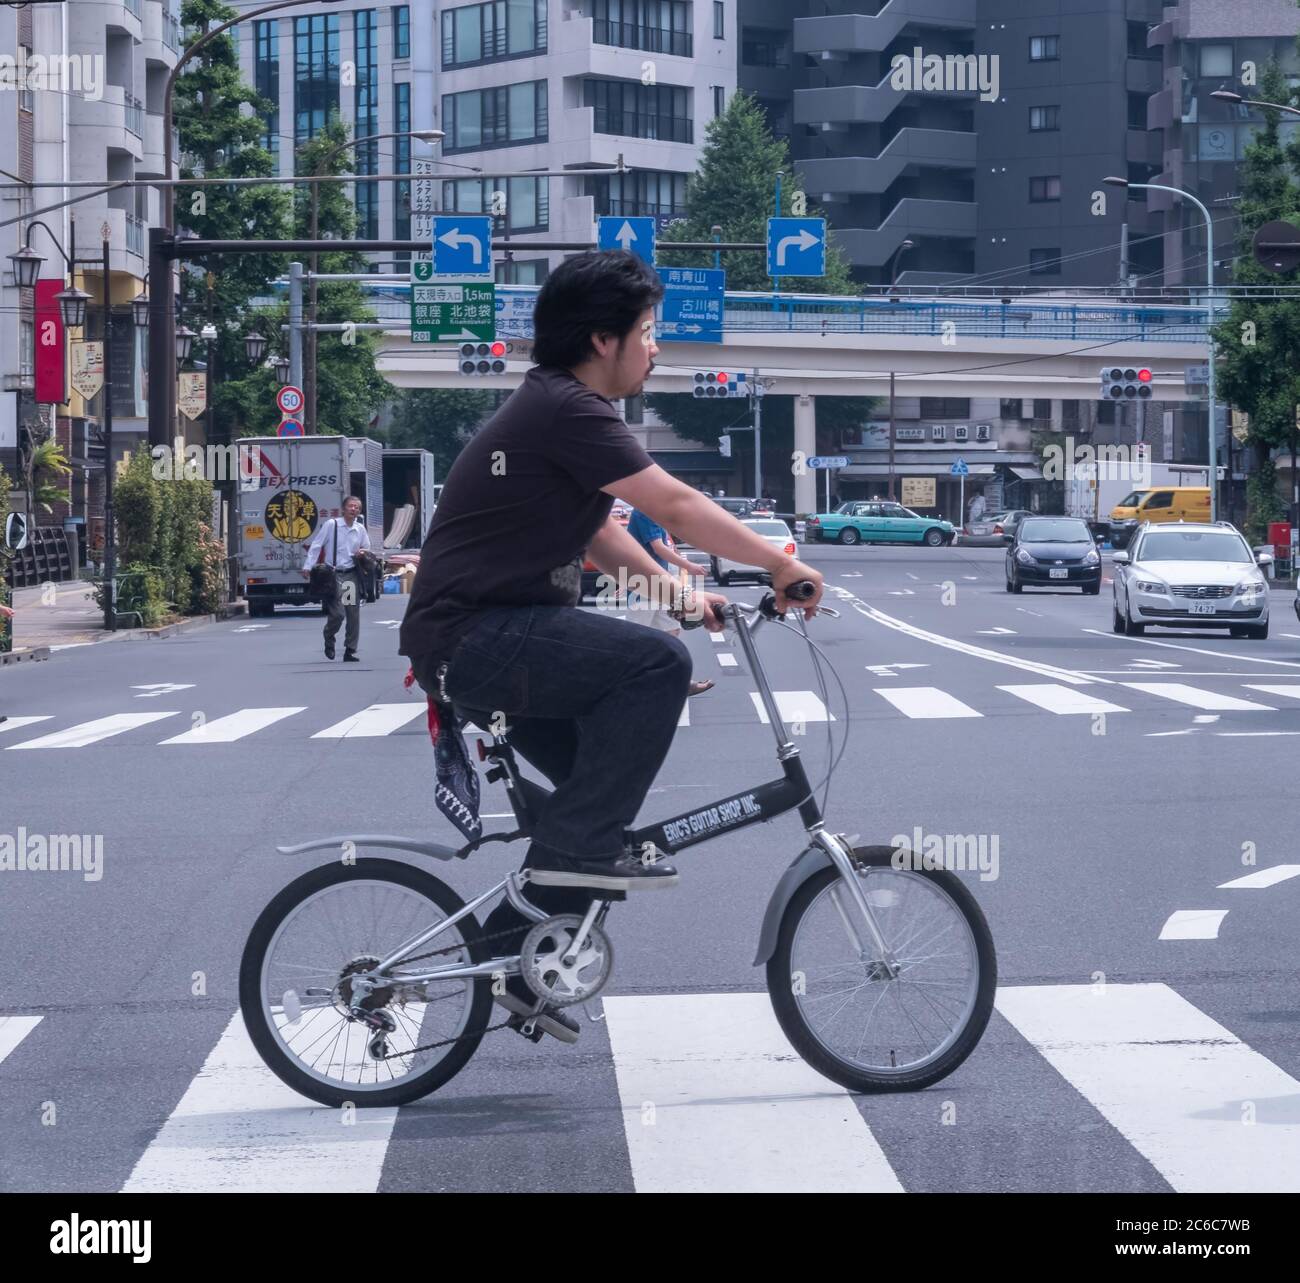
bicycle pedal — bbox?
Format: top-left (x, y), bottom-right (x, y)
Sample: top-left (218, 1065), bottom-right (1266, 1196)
top-left (509, 1015), bottom-right (544, 1043)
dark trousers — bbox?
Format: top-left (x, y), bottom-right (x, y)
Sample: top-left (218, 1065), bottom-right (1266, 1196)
top-left (324, 568), bottom-right (361, 653)
top-left (418, 604), bottom-right (692, 954)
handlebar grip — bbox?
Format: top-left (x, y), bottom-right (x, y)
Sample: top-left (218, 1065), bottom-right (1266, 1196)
top-left (784, 580), bottom-right (817, 602)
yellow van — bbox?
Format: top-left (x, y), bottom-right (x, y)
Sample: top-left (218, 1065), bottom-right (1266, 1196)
top-left (1109, 487), bottom-right (1211, 547)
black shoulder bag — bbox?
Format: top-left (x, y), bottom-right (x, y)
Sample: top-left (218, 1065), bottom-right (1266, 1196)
top-left (308, 519), bottom-right (340, 603)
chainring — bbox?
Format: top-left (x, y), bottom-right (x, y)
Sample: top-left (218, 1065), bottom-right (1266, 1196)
top-left (519, 915), bottom-right (614, 1007)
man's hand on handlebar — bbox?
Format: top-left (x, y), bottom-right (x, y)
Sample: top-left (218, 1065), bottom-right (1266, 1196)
top-left (771, 560), bottom-right (825, 619)
top-left (692, 589), bottom-right (729, 633)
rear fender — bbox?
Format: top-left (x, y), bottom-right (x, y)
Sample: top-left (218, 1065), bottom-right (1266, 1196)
top-left (275, 834), bottom-right (460, 861)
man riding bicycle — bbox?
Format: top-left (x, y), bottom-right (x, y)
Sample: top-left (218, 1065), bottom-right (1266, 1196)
top-left (399, 250), bottom-right (824, 1040)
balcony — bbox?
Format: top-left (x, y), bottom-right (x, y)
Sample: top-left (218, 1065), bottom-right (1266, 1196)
top-left (126, 214), bottom-right (145, 256)
top-left (72, 206), bottom-right (146, 272)
top-left (793, 0), bottom-right (975, 57)
top-left (593, 19), bottom-right (692, 59)
top-left (795, 69), bottom-right (976, 129)
top-left (125, 94), bottom-right (144, 138)
top-left (796, 129), bottom-right (976, 197)
top-left (829, 198), bottom-right (977, 268)
top-left (592, 108), bottom-right (693, 145)
top-left (1126, 127), bottom-right (1162, 167)
top-left (124, 0), bottom-right (142, 17)
top-left (441, 14), bottom-right (548, 69)
top-left (142, 1), bottom-right (181, 68)
top-left (164, 9), bottom-right (182, 53)
top-left (1126, 56), bottom-right (1162, 95)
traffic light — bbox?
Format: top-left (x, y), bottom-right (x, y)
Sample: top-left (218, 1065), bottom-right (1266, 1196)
top-left (1100, 366), bottom-right (1153, 400)
top-left (718, 434), bottom-right (732, 458)
top-left (459, 340), bottom-right (511, 375)
top-left (693, 370), bottom-right (748, 398)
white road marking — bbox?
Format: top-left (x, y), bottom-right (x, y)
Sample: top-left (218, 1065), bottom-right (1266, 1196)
top-left (232, 624), bottom-right (270, 633)
top-left (1146, 728), bottom-right (1197, 737)
top-left (1014, 608), bottom-right (1045, 617)
top-left (962, 575), bottom-right (979, 580)
top-left (875, 687), bottom-right (982, 719)
top-left (1122, 683), bottom-right (1274, 711)
top-left (0, 716), bottom-right (53, 735)
top-left (48, 642), bottom-right (93, 651)
top-left (905, 573), bottom-right (919, 580)
top-left (887, 588), bottom-right (915, 596)
top-left (865, 662), bottom-right (929, 678)
top-left (749, 691), bottom-right (835, 724)
top-left (602, 993), bottom-right (903, 1193)
top-left (1216, 730), bottom-right (1300, 737)
top-left (161, 707), bottom-right (306, 744)
top-left (708, 631), bottom-right (725, 643)
top-left (311, 704), bottom-right (427, 738)
top-left (997, 684), bottom-right (1129, 715)
top-left (977, 627), bottom-right (1016, 635)
top-left (1128, 659), bottom-right (1180, 669)
top-left (0, 1016), bottom-right (41, 1067)
top-left (122, 1013), bottom-right (398, 1193)
top-left (839, 572), bottom-right (862, 578)
top-left (1193, 714), bottom-right (1220, 723)
top-left (1082, 628), bottom-right (1300, 668)
top-left (1158, 910), bottom-right (1229, 940)
top-left (375, 620), bottom-right (400, 629)
top-left (716, 652), bottom-right (738, 668)
top-left (677, 701), bottom-right (690, 727)
top-left (995, 983), bottom-right (1300, 1192)
top-left (829, 586), bottom-right (1106, 686)
top-left (132, 683), bottom-right (196, 698)
top-left (1218, 865), bottom-right (1300, 890)
top-left (1243, 684), bottom-right (1300, 701)
top-left (6, 712), bottom-right (178, 750)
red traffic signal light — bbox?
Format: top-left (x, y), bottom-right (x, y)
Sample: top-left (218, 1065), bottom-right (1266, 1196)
top-left (1137, 368), bottom-right (1152, 382)
top-left (490, 341), bottom-right (506, 358)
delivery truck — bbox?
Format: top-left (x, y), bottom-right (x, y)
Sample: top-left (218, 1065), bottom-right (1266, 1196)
top-left (236, 435), bottom-right (350, 617)
top-left (381, 448), bottom-right (436, 550)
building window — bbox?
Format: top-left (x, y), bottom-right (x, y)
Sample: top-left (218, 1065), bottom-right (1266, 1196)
top-left (1029, 35), bottom-right (1059, 61)
top-left (254, 22), bottom-right (280, 157)
top-left (294, 13), bottom-right (340, 143)
top-left (1029, 175), bottom-right (1061, 202)
top-left (18, 47), bottom-right (34, 112)
top-left (442, 176), bottom-right (549, 233)
top-left (1199, 44), bottom-right (1233, 78)
top-left (20, 321), bottom-right (33, 377)
top-left (1000, 399), bottom-right (1025, 420)
top-left (713, 85), bottom-right (725, 118)
top-left (1096, 400), bottom-right (1117, 425)
top-left (742, 27), bottom-right (788, 67)
top-left (1032, 399), bottom-right (1051, 421)
top-left (354, 11), bottom-right (379, 239)
top-left (1029, 248), bottom-right (1060, 274)
top-left (442, 0), bottom-right (547, 69)
top-left (1029, 105), bottom-right (1059, 132)
top-left (585, 169), bottom-right (688, 221)
top-left (442, 80), bottom-right (548, 152)
top-left (591, 0), bottom-right (692, 58)
top-left (713, 1), bottom-right (724, 40)
top-left (393, 5), bottom-right (410, 58)
top-left (583, 78), bottom-right (692, 143)
top-left (394, 81), bottom-right (411, 263)
top-left (495, 257), bottom-right (546, 285)
top-left (920, 398), bottom-right (970, 419)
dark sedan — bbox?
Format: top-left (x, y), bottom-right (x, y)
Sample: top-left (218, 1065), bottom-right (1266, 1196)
top-left (1005, 516), bottom-right (1102, 594)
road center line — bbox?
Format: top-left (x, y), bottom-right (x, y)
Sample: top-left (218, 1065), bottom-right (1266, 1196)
top-left (1081, 628), bottom-right (1300, 668)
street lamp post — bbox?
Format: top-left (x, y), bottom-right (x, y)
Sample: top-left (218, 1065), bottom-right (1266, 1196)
top-left (1105, 176), bottom-right (1219, 521)
top-left (886, 240), bottom-right (914, 502)
top-left (304, 128), bottom-right (445, 433)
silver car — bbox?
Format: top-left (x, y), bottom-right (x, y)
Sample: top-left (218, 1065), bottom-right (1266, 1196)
top-left (1112, 522), bottom-right (1273, 639)
top-left (711, 518), bottom-right (797, 586)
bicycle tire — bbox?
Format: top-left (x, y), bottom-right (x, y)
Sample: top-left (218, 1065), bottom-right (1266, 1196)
top-left (240, 858), bottom-right (494, 1108)
top-left (767, 846), bottom-right (996, 1093)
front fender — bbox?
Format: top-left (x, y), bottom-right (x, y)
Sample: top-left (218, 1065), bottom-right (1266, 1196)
top-left (275, 834), bottom-right (460, 861)
top-left (752, 845), bottom-right (834, 966)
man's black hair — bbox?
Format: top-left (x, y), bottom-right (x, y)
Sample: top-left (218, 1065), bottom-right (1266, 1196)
top-left (531, 250), bottom-right (664, 369)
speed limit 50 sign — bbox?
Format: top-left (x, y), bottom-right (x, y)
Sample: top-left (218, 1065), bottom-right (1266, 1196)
top-left (276, 385), bottom-right (304, 416)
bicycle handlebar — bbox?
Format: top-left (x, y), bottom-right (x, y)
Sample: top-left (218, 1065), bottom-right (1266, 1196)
top-left (678, 580), bottom-right (821, 629)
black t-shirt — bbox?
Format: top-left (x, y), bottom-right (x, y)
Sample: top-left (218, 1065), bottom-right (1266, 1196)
top-left (399, 365), bottom-right (654, 668)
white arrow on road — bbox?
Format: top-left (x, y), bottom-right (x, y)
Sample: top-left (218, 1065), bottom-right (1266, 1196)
top-left (132, 683), bottom-right (195, 698)
top-left (887, 588), bottom-right (915, 596)
top-left (775, 227), bottom-right (820, 267)
top-left (437, 227), bottom-right (484, 263)
top-left (233, 624), bottom-right (269, 633)
top-left (375, 620), bottom-right (401, 629)
top-left (866, 663), bottom-right (929, 677)
top-left (615, 220), bottom-right (638, 251)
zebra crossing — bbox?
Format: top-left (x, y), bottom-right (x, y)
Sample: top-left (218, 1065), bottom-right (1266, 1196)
top-left (3, 983), bottom-right (1297, 1192)
top-left (7, 679), bottom-right (1300, 748)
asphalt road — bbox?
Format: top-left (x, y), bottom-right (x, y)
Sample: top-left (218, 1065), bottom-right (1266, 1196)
top-left (2, 544), bottom-right (1298, 1193)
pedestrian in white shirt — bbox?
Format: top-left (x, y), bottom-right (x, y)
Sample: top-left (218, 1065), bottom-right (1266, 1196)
top-left (302, 496), bottom-right (371, 661)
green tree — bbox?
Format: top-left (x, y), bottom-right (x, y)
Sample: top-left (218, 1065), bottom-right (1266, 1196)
top-left (645, 92), bottom-right (875, 499)
top-left (174, 0), bottom-right (292, 442)
top-left (381, 388), bottom-right (495, 476)
top-left (293, 119), bottom-right (392, 439)
top-left (1211, 62), bottom-right (1300, 540)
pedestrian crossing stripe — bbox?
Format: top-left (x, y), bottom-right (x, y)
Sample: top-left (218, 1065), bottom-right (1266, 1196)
top-left (5, 983), bottom-right (1296, 1193)
top-left (11, 681), bottom-right (1300, 748)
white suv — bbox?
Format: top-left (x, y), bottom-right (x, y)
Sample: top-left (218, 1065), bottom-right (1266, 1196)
top-left (1112, 522), bottom-right (1273, 639)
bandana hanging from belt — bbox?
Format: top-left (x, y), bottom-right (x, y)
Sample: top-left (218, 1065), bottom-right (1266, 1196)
top-left (404, 666), bottom-right (482, 841)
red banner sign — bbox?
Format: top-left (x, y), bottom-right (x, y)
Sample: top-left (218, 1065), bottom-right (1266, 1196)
top-left (34, 278), bottom-right (67, 405)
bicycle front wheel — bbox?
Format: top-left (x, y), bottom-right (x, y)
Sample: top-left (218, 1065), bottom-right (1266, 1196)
top-left (239, 858), bottom-right (494, 1108)
top-left (767, 846), bottom-right (996, 1093)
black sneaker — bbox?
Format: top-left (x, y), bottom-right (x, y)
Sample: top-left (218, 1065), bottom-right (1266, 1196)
top-left (493, 984), bottom-right (581, 1044)
top-left (343, 651), bottom-right (360, 663)
top-left (529, 849), bottom-right (679, 892)
top-left (324, 641), bottom-right (335, 660)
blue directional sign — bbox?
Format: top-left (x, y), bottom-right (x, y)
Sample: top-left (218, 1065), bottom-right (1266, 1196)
top-left (659, 267), bottom-right (724, 344)
top-left (598, 215), bottom-right (656, 266)
top-left (950, 458), bottom-right (969, 476)
top-left (767, 218), bottom-right (826, 278)
top-left (431, 215), bottom-right (493, 279)
top-left (808, 456), bottom-right (849, 469)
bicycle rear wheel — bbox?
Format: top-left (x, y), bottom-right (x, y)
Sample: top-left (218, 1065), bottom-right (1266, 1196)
top-left (767, 846), bottom-right (996, 1092)
top-left (239, 858), bottom-right (494, 1107)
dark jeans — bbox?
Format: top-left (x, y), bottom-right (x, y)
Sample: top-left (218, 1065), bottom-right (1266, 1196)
top-left (324, 568), bottom-right (361, 652)
top-left (416, 604), bottom-right (692, 956)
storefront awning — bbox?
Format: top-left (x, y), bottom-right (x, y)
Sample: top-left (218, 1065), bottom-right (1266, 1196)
top-left (1007, 466), bottom-right (1042, 480)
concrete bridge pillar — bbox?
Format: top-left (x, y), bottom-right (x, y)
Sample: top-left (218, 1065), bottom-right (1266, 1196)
top-left (793, 394), bottom-right (817, 514)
